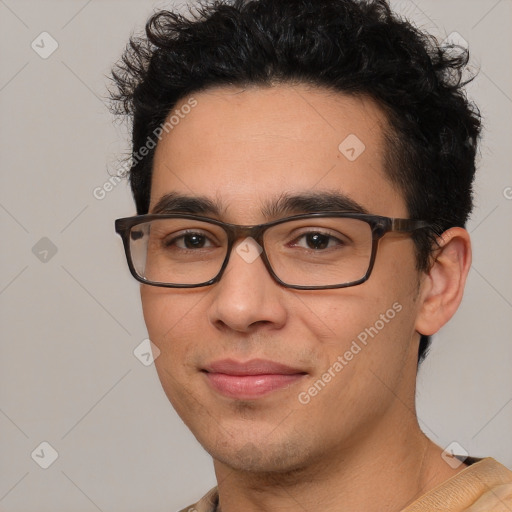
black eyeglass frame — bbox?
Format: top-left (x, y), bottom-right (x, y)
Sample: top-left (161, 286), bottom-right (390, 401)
top-left (115, 212), bottom-right (433, 290)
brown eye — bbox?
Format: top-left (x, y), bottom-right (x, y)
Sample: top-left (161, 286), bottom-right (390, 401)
top-left (164, 231), bottom-right (215, 250)
top-left (290, 231), bottom-right (344, 250)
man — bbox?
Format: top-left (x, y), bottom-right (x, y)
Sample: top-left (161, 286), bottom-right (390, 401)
top-left (110, 0), bottom-right (512, 510)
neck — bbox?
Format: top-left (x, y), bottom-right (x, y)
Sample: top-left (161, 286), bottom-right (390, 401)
top-left (213, 411), bottom-right (466, 512)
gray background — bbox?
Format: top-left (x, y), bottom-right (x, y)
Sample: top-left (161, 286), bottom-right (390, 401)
top-left (0, 0), bottom-right (511, 510)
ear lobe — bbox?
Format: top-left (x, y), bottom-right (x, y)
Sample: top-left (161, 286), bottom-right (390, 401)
top-left (415, 227), bottom-right (472, 336)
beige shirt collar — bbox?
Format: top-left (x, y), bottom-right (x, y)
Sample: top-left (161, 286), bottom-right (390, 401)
top-left (180, 457), bottom-right (512, 512)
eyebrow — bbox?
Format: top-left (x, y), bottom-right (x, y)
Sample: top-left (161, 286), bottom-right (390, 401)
top-left (151, 192), bottom-right (223, 216)
top-left (150, 191), bottom-right (369, 218)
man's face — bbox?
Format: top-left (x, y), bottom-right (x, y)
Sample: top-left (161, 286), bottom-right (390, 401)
top-left (143, 84), bottom-right (424, 473)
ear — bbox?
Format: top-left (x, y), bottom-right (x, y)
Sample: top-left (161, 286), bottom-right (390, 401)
top-left (415, 227), bottom-right (472, 336)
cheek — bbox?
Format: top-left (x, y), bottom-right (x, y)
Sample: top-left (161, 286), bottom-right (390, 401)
top-left (293, 295), bottom-right (417, 436)
top-left (140, 287), bottom-right (206, 386)
top-left (296, 254), bottom-right (420, 391)
top-left (141, 291), bottom-right (170, 350)
top-left (141, 287), bottom-right (201, 343)
top-left (141, 288), bottom-right (203, 411)
top-left (296, 289), bottom-right (393, 352)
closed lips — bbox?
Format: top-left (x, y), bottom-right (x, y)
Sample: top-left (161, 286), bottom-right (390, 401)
top-left (202, 359), bottom-right (307, 399)
top-left (202, 358), bottom-right (307, 376)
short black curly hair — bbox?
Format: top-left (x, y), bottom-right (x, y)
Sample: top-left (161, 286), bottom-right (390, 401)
top-left (109, 0), bottom-right (481, 364)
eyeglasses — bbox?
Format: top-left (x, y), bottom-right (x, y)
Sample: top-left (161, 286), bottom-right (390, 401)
top-left (115, 212), bottom-right (432, 290)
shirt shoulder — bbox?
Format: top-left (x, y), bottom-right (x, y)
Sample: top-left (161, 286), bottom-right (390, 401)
top-left (402, 457), bottom-right (512, 512)
top-left (176, 487), bottom-right (219, 512)
top-left (178, 459), bottom-right (512, 512)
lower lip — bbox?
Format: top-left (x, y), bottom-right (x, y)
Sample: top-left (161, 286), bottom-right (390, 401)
top-left (203, 372), bottom-right (305, 399)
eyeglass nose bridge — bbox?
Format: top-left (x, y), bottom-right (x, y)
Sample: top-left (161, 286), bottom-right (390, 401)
top-left (213, 223), bottom-right (282, 286)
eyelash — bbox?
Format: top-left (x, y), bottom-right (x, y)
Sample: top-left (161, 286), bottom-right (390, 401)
top-left (163, 229), bottom-right (346, 251)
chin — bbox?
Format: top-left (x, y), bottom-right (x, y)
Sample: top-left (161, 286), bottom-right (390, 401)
top-left (204, 433), bottom-right (314, 475)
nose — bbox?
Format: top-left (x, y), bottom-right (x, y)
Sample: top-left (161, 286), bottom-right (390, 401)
top-left (207, 238), bottom-right (288, 333)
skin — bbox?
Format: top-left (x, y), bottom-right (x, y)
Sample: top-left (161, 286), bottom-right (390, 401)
top-left (141, 84), bottom-right (472, 511)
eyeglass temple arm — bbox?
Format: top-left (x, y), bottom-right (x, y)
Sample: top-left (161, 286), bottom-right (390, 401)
top-left (391, 219), bottom-right (434, 232)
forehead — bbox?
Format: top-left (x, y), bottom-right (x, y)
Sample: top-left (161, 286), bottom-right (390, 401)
top-left (150, 84), bottom-right (407, 221)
